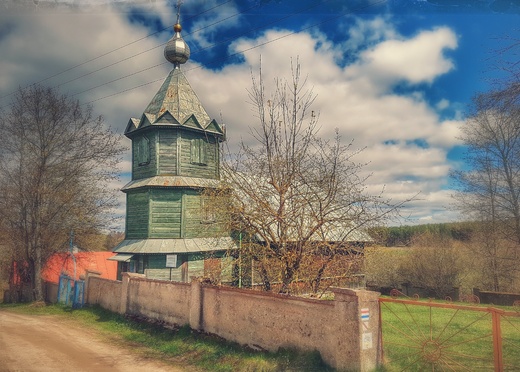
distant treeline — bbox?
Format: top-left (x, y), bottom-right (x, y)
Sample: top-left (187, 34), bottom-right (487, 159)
top-left (369, 222), bottom-right (474, 247)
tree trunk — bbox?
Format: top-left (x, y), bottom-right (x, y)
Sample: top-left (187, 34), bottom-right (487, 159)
top-left (8, 261), bottom-right (21, 303)
top-left (280, 263), bottom-right (295, 294)
top-left (259, 265), bottom-right (271, 291)
top-left (32, 247), bottom-right (44, 302)
top-left (311, 263), bottom-right (328, 294)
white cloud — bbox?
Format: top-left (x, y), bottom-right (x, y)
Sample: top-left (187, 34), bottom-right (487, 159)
top-left (340, 15), bottom-right (398, 54)
top-left (436, 98), bottom-right (450, 110)
top-left (184, 0), bottom-right (242, 51)
top-left (189, 25), bottom-right (462, 224)
top-left (348, 27), bottom-right (458, 90)
top-left (0, 8), bottom-right (464, 227)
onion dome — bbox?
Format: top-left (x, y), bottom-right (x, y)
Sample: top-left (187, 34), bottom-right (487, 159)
top-left (164, 22), bottom-right (190, 68)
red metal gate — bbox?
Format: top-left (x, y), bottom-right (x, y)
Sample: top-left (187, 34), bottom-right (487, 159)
top-left (379, 296), bottom-right (520, 371)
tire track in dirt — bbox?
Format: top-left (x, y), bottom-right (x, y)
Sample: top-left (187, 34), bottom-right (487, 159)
top-left (0, 311), bottom-right (187, 372)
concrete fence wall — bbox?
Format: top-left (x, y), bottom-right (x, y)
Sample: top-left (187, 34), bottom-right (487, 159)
top-left (125, 276), bottom-right (192, 326)
top-left (85, 272), bottom-right (123, 314)
top-left (86, 272), bottom-right (381, 371)
top-left (43, 281), bottom-right (59, 304)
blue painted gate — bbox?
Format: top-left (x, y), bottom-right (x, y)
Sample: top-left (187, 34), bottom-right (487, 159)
top-left (57, 274), bottom-right (84, 308)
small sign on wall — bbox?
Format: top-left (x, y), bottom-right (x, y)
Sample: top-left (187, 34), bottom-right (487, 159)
top-left (362, 332), bottom-right (373, 350)
top-left (166, 254), bottom-right (178, 268)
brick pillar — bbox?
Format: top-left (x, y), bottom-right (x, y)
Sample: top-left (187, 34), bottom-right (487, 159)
top-left (189, 277), bottom-right (203, 330)
top-left (331, 288), bottom-right (381, 372)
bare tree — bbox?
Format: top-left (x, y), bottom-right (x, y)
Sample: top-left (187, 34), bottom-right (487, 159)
top-left (0, 85), bottom-right (125, 302)
top-left (489, 38), bottom-right (520, 105)
top-left (400, 232), bottom-right (462, 298)
top-left (451, 88), bottom-right (520, 291)
top-left (364, 246), bottom-right (406, 290)
top-left (453, 95), bottom-right (520, 242)
top-left (214, 61), bottom-right (409, 294)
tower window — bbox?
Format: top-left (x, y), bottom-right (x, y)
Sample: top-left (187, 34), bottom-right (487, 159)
top-left (136, 136), bottom-right (150, 166)
top-left (190, 138), bottom-right (207, 165)
top-left (201, 197), bottom-right (216, 224)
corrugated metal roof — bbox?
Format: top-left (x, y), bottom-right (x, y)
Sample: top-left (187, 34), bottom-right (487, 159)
top-left (145, 68), bottom-right (211, 125)
top-left (113, 237), bottom-right (236, 254)
top-left (125, 68), bottom-right (224, 137)
top-left (107, 254), bottom-right (134, 262)
top-left (253, 222), bottom-right (373, 244)
top-left (121, 175), bottom-right (221, 191)
top-left (41, 252), bottom-right (118, 283)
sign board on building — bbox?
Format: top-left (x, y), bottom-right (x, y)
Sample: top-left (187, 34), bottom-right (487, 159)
top-left (166, 254), bottom-right (178, 268)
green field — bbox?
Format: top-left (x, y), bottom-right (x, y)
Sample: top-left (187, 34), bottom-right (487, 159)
top-left (379, 298), bottom-right (520, 371)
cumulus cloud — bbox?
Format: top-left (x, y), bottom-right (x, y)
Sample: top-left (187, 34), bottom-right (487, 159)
top-left (0, 7), bottom-right (464, 225)
top-left (340, 15), bottom-right (398, 56)
top-left (348, 26), bottom-right (458, 90)
top-left (187, 22), bottom-right (462, 223)
top-left (184, 0), bottom-right (242, 51)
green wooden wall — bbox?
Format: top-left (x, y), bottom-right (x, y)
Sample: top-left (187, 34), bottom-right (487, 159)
top-left (132, 132), bottom-right (157, 180)
top-left (131, 129), bottom-right (220, 180)
top-left (126, 188), bottom-right (226, 239)
top-left (184, 192), bottom-right (224, 238)
top-left (150, 189), bottom-right (182, 238)
top-left (157, 130), bottom-right (178, 175)
top-left (128, 127), bottom-right (223, 238)
top-left (126, 190), bottom-right (149, 239)
top-left (178, 131), bottom-right (219, 179)
top-left (129, 253), bottom-right (229, 282)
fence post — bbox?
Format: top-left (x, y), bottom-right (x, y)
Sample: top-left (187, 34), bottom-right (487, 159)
top-left (189, 277), bottom-right (203, 330)
top-left (331, 288), bottom-right (381, 372)
top-left (492, 309), bottom-right (503, 372)
top-left (120, 272), bottom-right (131, 315)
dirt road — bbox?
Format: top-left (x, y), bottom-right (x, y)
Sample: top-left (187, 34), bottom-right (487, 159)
top-left (0, 310), bottom-right (185, 372)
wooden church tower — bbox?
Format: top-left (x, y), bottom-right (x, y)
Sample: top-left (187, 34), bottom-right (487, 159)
top-left (111, 11), bottom-right (234, 281)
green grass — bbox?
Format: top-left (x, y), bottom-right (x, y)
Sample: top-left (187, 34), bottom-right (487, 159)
top-left (0, 303), bottom-right (332, 372)
top-left (379, 298), bottom-right (520, 371)
top-left (6, 299), bottom-right (518, 371)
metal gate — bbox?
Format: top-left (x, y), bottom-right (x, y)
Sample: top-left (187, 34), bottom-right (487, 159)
top-left (57, 274), bottom-right (85, 308)
top-left (379, 295), bottom-right (520, 371)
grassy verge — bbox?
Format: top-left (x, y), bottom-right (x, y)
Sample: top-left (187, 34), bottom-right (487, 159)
top-left (0, 303), bottom-right (332, 372)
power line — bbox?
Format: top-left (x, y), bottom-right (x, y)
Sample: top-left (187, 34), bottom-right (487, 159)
top-left (83, 0), bottom-right (387, 107)
top-left (69, 0), bottom-right (327, 100)
top-left (45, 1), bottom-right (262, 94)
top-left (0, 0), bottom-right (235, 102)
top-left (2, 0), bottom-right (386, 111)
top-left (187, 0), bottom-right (325, 56)
top-left (1, 0), bottom-right (327, 109)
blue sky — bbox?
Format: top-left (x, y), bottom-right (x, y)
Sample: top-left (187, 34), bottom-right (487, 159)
top-left (0, 0), bottom-right (518, 227)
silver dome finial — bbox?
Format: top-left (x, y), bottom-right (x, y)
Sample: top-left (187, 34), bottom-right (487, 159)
top-left (164, 0), bottom-right (190, 68)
